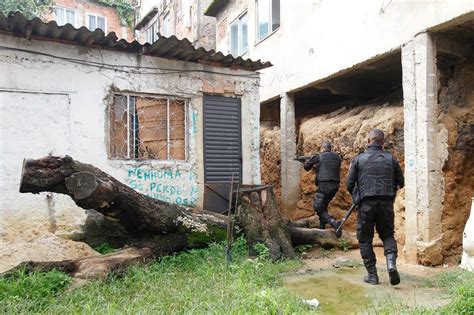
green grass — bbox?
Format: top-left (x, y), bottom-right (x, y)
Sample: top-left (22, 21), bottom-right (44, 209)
top-left (0, 268), bottom-right (72, 313)
top-left (0, 238), bottom-right (310, 314)
top-left (422, 269), bottom-right (474, 314)
top-left (370, 269), bottom-right (474, 315)
top-left (94, 243), bottom-right (120, 254)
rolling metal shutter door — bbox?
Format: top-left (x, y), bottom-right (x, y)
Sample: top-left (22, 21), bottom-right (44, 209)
top-left (203, 95), bottom-right (242, 184)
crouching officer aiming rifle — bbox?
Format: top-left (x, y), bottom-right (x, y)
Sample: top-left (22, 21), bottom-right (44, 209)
top-left (295, 142), bottom-right (342, 238)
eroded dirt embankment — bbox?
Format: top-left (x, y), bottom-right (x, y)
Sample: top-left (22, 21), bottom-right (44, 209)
top-left (259, 97), bottom-right (405, 240)
top-left (438, 60), bottom-right (474, 264)
top-left (260, 61), bottom-right (473, 264)
top-left (260, 125), bottom-right (282, 209)
top-left (294, 98), bottom-right (405, 241)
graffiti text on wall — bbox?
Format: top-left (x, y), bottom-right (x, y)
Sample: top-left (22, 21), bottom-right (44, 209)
top-left (126, 167), bottom-right (198, 207)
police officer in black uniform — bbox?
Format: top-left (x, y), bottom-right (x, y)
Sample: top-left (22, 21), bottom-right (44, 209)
top-left (304, 142), bottom-right (342, 237)
top-left (346, 129), bottom-right (404, 286)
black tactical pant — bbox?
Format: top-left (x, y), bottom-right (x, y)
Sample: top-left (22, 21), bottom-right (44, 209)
top-left (312, 182), bottom-right (339, 222)
top-left (357, 199), bottom-right (397, 268)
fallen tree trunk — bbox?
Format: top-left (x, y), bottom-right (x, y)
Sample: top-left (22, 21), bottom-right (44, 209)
top-left (18, 155), bottom-right (357, 280)
top-left (20, 156), bottom-right (226, 236)
top-left (289, 227), bottom-right (358, 249)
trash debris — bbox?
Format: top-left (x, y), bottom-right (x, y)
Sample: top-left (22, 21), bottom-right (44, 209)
top-left (332, 257), bottom-right (361, 268)
top-left (303, 298), bottom-right (320, 308)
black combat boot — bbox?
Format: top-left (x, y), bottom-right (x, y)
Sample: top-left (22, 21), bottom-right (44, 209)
top-left (327, 217), bottom-right (342, 238)
top-left (386, 253), bottom-right (400, 285)
top-left (319, 218), bottom-right (326, 229)
top-left (363, 265), bottom-right (379, 285)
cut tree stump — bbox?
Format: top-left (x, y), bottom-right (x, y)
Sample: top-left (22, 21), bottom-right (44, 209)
top-left (238, 185), bottom-right (295, 258)
top-left (17, 155), bottom-right (357, 280)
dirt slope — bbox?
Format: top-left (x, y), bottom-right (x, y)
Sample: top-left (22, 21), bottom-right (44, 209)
top-left (294, 98), bottom-right (405, 241)
top-left (260, 124), bottom-right (282, 209)
top-left (438, 60), bottom-right (474, 264)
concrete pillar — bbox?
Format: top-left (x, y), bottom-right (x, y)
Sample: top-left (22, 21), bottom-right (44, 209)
top-left (280, 93), bottom-right (300, 215)
top-left (402, 32), bottom-right (448, 265)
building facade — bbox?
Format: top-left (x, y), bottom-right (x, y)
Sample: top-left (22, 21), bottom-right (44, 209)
top-left (0, 11), bottom-right (264, 271)
top-left (206, 0), bottom-right (474, 266)
top-left (47, 0), bottom-right (134, 40)
top-left (135, 0), bottom-right (216, 50)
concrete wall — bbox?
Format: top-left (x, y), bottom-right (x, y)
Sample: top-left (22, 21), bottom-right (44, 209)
top-left (0, 34), bottom-right (260, 242)
top-left (213, 0), bottom-right (474, 266)
top-left (214, 0), bottom-right (474, 102)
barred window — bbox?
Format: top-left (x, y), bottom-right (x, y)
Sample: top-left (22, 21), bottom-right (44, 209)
top-left (109, 95), bottom-right (186, 160)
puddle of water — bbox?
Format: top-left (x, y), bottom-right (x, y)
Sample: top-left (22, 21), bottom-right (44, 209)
top-left (284, 274), bottom-right (369, 314)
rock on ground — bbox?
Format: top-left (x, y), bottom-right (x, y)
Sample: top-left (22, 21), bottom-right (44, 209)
top-left (0, 231), bottom-right (97, 273)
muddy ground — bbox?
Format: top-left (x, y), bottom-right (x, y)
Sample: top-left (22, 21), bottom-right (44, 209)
top-left (284, 248), bottom-right (453, 314)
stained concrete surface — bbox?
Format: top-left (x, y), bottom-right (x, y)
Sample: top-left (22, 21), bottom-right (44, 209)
top-left (283, 248), bottom-right (452, 314)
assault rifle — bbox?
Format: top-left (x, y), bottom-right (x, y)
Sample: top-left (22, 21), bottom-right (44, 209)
top-left (335, 187), bottom-right (359, 235)
top-left (294, 155), bottom-right (316, 162)
top-left (335, 184), bottom-right (401, 235)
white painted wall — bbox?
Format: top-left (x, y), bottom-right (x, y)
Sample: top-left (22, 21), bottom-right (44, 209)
top-left (461, 198), bottom-right (474, 272)
top-left (0, 34), bottom-right (260, 240)
top-left (137, 0), bottom-right (162, 22)
top-left (214, 0), bottom-right (474, 102)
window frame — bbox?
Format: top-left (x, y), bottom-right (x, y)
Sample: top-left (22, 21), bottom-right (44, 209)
top-left (229, 11), bottom-right (249, 57)
top-left (87, 13), bottom-right (108, 32)
top-left (54, 6), bottom-right (77, 27)
top-left (144, 17), bottom-right (160, 43)
top-left (162, 12), bottom-right (172, 37)
top-left (255, 0), bottom-right (280, 43)
top-left (108, 93), bottom-right (189, 162)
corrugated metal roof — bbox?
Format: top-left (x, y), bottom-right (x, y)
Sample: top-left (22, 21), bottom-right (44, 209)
top-left (0, 11), bottom-right (271, 71)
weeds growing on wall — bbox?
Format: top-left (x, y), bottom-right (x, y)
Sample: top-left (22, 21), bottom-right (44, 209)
top-left (96, 0), bottom-right (134, 27)
top-left (0, 238), bottom-right (307, 314)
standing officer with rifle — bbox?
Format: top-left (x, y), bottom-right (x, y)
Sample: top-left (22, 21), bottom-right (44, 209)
top-left (295, 142), bottom-right (342, 238)
top-left (346, 129), bottom-right (404, 286)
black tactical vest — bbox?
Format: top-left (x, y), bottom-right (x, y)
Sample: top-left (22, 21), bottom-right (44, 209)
top-left (357, 151), bottom-right (395, 199)
top-left (316, 152), bottom-right (341, 182)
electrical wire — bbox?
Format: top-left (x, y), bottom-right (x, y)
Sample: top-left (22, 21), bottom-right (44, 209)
top-left (0, 45), bottom-right (260, 78)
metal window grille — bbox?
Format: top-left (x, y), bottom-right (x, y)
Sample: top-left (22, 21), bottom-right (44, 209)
top-left (109, 95), bottom-right (187, 161)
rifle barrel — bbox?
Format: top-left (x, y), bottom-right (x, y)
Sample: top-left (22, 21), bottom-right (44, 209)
top-left (336, 203), bottom-right (357, 234)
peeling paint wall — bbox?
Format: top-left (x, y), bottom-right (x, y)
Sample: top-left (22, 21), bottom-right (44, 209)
top-left (0, 34), bottom-right (259, 270)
